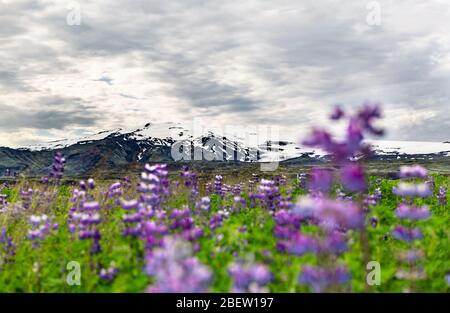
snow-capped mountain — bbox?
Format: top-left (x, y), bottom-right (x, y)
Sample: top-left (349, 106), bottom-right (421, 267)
top-left (1, 122), bottom-right (449, 177)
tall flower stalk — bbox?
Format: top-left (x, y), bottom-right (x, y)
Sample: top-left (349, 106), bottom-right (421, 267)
top-left (392, 165), bottom-right (431, 291)
top-left (302, 104), bottom-right (384, 290)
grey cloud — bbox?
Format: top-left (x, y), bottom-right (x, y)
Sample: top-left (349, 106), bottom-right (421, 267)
top-left (0, 96), bottom-right (99, 130)
top-left (0, 71), bottom-right (33, 92)
top-left (0, 0), bottom-right (449, 145)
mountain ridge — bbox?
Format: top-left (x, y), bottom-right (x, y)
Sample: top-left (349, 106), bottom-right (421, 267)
top-left (1, 123), bottom-right (449, 177)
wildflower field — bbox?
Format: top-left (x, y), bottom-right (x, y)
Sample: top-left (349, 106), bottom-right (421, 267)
top-left (0, 106), bottom-right (448, 293)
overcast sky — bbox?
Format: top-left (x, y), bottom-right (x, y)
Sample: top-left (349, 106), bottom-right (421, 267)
top-left (0, 0), bottom-right (449, 147)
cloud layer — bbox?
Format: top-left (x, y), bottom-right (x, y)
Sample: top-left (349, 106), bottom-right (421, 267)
top-left (0, 0), bottom-right (449, 147)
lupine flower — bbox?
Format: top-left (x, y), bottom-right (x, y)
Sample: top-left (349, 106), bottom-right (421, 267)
top-left (0, 228), bottom-right (15, 265)
top-left (309, 168), bottom-right (333, 193)
top-left (257, 179), bottom-right (280, 210)
top-left (214, 175), bottom-right (224, 196)
top-left (297, 173), bottom-right (307, 189)
top-left (278, 233), bottom-right (317, 256)
top-left (139, 164), bottom-right (169, 210)
top-left (370, 216), bottom-right (378, 228)
top-left (398, 249), bottom-right (424, 263)
top-left (209, 211), bottom-right (228, 230)
top-left (293, 196), bottom-right (364, 230)
top-left (180, 166), bottom-right (199, 201)
top-left (248, 173), bottom-right (259, 191)
top-left (232, 196), bottom-right (246, 212)
top-left (205, 182), bottom-right (213, 194)
top-left (303, 104), bottom-right (383, 162)
top-left (0, 194), bottom-right (8, 213)
top-left (373, 187), bottom-right (382, 202)
top-left (399, 165), bottom-right (428, 179)
top-left (20, 188), bottom-right (33, 210)
top-left (340, 163), bottom-right (367, 192)
top-left (145, 237), bottom-right (212, 293)
top-left (27, 214), bottom-right (58, 248)
top-left (168, 207), bottom-right (203, 243)
top-left (275, 175), bottom-right (286, 186)
top-left (107, 182), bottom-right (122, 199)
top-left (393, 183), bottom-right (432, 198)
top-left (87, 178), bottom-right (95, 189)
top-left (99, 266), bottom-right (119, 282)
top-left (50, 152), bottom-right (65, 181)
top-left (228, 262), bottom-right (272, 293)
top-left (122, 176), bottom-right (132, 189)
top-left (70, 197), bottom-right (102, 254)
top-left (121, 199), bottom-right (143, 237)
top-left (425, 177), bottom-right (435, 190)
top-left (196, 196), bottom-right (210, 212)
top-left (299, 265), bottom-right (350, 293)
top-left (393, 165), bottom-right (431, 287)
top-left (437, 187), bottom-right (447, 205)
top-left (395, 204), bottom-right (430, 221)
top-left (392, 225), bottom-right (423, 242)
top-left (273, 210), bottom-right (301, 239)
top-left (278, 196), bottom-right (293, 210)
top-left (141, 220), bottom-right (168, 255)
top-left (319, 231), bottom-right (348, 255)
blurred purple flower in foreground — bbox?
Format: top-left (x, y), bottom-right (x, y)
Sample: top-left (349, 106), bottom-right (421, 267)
top-left (399, 165), bottom-right (428, 179)
top-left (145, 237), bottom-right (212, 293)
top-left (299, 265), bottom-right (350, 293)
top-left (228, 262), bottom-right (272, 293)
top-left (395, 204), bottom-right (430, 221)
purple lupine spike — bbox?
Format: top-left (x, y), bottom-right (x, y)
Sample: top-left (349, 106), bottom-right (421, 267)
top-left (228, 262), bottom-right (272, 293)
top-left (399, 165), bottom-right (428, 179)
top-left (283, 233), bottom-right (317, 256)
top-left (99, 266), bottom-right (119, 282)
top-left (82, 201), bottom-right (101, 211)
top-left (27, 214), bottom-right (57, 248)
top-left (0, 194), bottom-right (8, 213)
top-left (214, 175), bottom-right (224, 196)
top-left (393, 182), bottom-right (432, 198)
top-left (145, 237), bottom-right (212, 293)
top-left (299, 265), bottom-right (350, 293)
top-left (257, 179), bottom-right (280, 210)
top-left (395, 204), bottom-right (430, 221)
top-left (309, 168), bottom-right (333, 194)
top-left (0, 227), bottom-right (15, 264)
top-left (87, 178), bottom-right (95, 189)
top-left (50, 152), bottom-right (65, 181)
top-left (437, 187), bottom-right (447, 206)
top-left (139, 164), bottom-right (169, 211)
top-left (20, 188), bottom-right (33, 210)
top-left (297, 173), bottom-right (307, 189)
top-left (69, 186), bottom-right (102, 255)
top-left (392, 225), bottom-right (423, 242)
top-left (370, 216), bottom-right (378, 228)
top-left (293, 196), bottom-right (364, 230)
top-left (340, 163), bottom-right (367, 192)
top-left (196, 196), bottom-right (210, 212)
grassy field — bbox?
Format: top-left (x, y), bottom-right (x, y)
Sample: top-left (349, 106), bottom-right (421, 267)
top-left (0, 168), bottom-right (448, 293)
